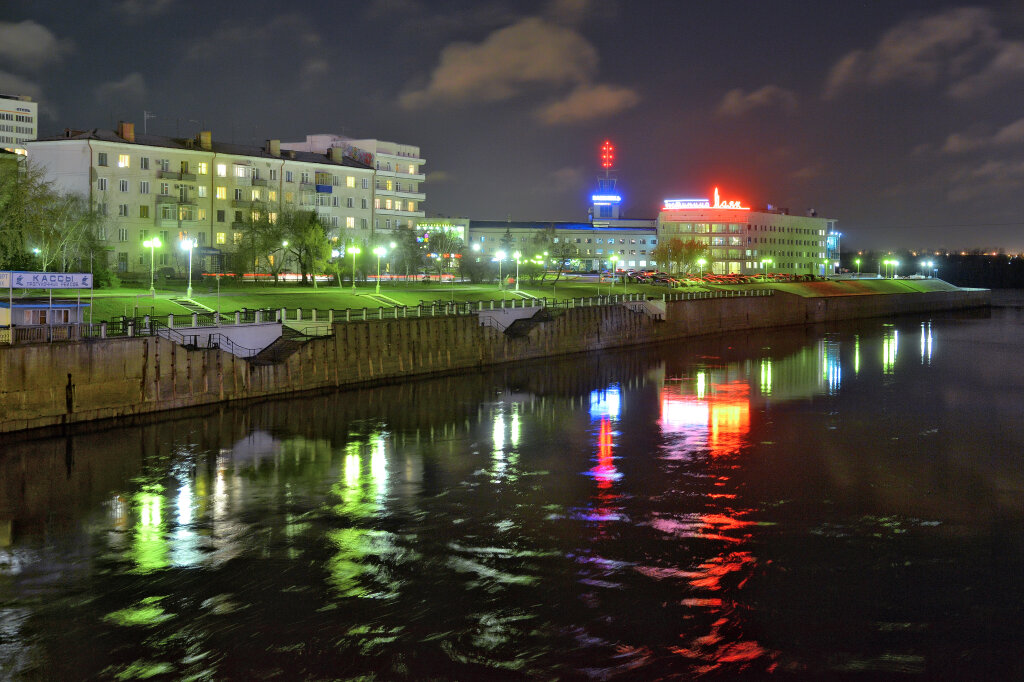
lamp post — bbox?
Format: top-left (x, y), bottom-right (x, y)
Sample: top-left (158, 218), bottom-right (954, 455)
top-left (143, 236), bottom-right (162, 296)
top-left (854, 258), bottom-right (861, 275)
top-left (609, 254), bottom-right (619, 293)
top-left (513, 251), bottom-right (521, 291)
top-left (495, 250), bottom-right (506, 297)
top-left (697, 257), bottom-right (707, 278)
top-left (180, 238), bottom-right (196, 298)
top-left (929, 260), bottom-right (937, 278)
top-left (349, 246), bottom-right (360, 290)
top-left (893, 260), bottom-right (899, 278)
top-left (760, 257), bottom-right (773, 278)
top-left (373, 245), bottom-right (386, 294)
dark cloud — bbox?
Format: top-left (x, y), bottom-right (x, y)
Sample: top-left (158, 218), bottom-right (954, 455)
top-left (0, 20), bottom-right (73, 71)
top-left (717, 85), bottom-right (798, 117)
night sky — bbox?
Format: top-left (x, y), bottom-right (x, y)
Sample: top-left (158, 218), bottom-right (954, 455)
top-left (3, 0), bottom-right (1023, 251)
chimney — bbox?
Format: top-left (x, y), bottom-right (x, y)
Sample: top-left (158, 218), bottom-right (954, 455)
top-left (329, 147), bottom-right (344, 163)
top-left (117, 121), bottom-right (135, 143)
top-left (199, 130), bottom-right (212, 151)
top-left (267, 139), bottom-right (280, 157)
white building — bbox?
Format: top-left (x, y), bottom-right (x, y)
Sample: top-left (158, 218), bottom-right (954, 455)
top-left (281, 134), bottom-right (425, 234)
top-left (0, 94), bottom-right (37, 154)
top-left (658, 188), bottom-right (836, 275)
top-left (27, 122), bottom-right (375, 274)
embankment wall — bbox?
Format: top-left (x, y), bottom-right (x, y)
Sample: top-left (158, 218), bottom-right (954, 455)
top-left (0, 289), bottom-right (989, 435)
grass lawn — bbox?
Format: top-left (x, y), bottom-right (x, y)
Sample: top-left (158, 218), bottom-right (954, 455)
top-left (13, 274), bottom-right (960, 322)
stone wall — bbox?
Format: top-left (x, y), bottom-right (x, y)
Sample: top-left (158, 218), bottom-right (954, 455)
top-left (0, 289), bottom-right (990, 435)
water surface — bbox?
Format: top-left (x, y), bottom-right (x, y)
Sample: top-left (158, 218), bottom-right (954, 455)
top-left (2, 297), bottom-right (1023, 679)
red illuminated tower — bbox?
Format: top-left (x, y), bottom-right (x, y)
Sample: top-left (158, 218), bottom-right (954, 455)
top-left (591, 139), bottom-right (622, 221)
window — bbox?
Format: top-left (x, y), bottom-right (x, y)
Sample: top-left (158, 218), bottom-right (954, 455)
top-left (407, 201), bottom-right (415, 211)
top-left (216, 164), bottom-right (227, 177)
top-left (140, 229), bottom-right (149, 241)
top-left (251, 189), bottom-right (260, 201)
top-left (233, 232), bottom-right (242, 245)
top-left (160, 182), bottom-right (170, 195)
top-left (234, 188), bottom-right (243, 200)
top-left (300, 172), bottom-right (310, 184)
top-left (268, 190), bottom-right (277, 201)
top-left (331, 216), bottom-right (339, 227)
top-left (198, 208), bottom-right (206, 221)
top-left (96, 225), bottom-right (107, 240)
top-left (234, 211), bottom-right (242, 223)
top-left (139, 180), bottom-right (150, 194)
top-left (140, 205), bottom-right (149, 219)
top-left (196, 232), bottom-right (206, 245)
top-left (385, 219), bottom-right (391, 229)
top-left (332, 196), bottom-right (339, 207)
top-left (97, 152), bottom-right (108, 166)
top-left (234, 165), bottom-right (248, 178)
top-left (395, 182), bottom-right (401, 192)
top-left (361, 218), bottom-right (367, 229)
top-left (118, 227), bottom-right (128, 241)
top-left (216, 187), bottom-right (226, 200)
top-left (197, 162), bottom-right (208, 175)
top-left (346, 176), bottom-right (355, 188)
top-left (285, 170), bottom-right (294, 182)
top-left (386, 180), bottom-right (393, 191)
top-left (140, 157), bottom-right (149, 170)
top-left (346, 197), bottom-right (353, 208)
top-left (197, 185), bottom-right (207, 198)
top-left (385, 199), bottom-right (392, 209)
top-left (346, 217), bottom-right (355, 228)
top-left (118, 179), bottom-right (129, 192)
top-left (361, 178), bottom-right (369, 189)
top-left (217, 210), bottom-right (225, 223)
top-left (97, 178), bottom-right (107, 191)
top-left (374, 198), bottom-right (381, 209)
top-left (269, 169), bottom-right (278, 181)
top-left (117, 154), bottom-right (129, 168)
top-left (408, 164), bottom-right (415, 174)
top-left (361, 198), bottom-right (367, 209)
top-left (160, 205), bottom-right (174, 220)
top-left (118, 204), bottom-right (129, 216)
top-left (158, 159), bottom-right (170, 172)
top-left (215, 232), bottom-right (226, 244)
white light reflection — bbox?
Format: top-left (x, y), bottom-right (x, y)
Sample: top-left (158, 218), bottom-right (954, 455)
top-left (920, 321), bottom-right (933, 365)
top-left (854, 335), bottom-right (860, 375)
top-left (589, 385), bottom-right (621, 421)
top-left (759, 359), bottom-right (772, 396)
top-left (883, 328), bottom-right (899, 375)
top-left (696, 371), bottom-right (707, 400)
top-left (823, 340), bottom-right (842, 394)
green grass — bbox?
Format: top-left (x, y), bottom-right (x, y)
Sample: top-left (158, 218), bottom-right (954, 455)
top-left (16, 274), bottom-right (963, 322)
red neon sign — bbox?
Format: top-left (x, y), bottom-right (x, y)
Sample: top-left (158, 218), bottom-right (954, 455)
top-left (600, 140), bottom-right (614, 169)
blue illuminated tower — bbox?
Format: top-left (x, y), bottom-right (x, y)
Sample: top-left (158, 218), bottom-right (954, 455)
top-left (590, 139), bottom-right (622, 221)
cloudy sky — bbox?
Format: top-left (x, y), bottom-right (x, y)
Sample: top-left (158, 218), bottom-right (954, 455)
top-left (3, 0), bottom-right (1024, 250)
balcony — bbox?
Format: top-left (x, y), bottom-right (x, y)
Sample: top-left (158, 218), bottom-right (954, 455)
top-left (180, 173), bottom-right (196, 182)
top-left (376, 207), bottom-right (425, 218)
top-left (315, 184), bottom-right (332, 194)
top-left (231, 199), bottom-right (252, 208)
top-left (158, 170), bottom-right (180, 180)
top-left (374, 168), bottom-right (426, 181)
top-left (251, 177), bottom-right (267, 187)
top-left (156, 195), bottom-right (196, 206)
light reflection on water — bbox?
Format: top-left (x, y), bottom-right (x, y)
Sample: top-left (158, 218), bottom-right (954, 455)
top-left (1, 305), bottom-right (1024, 679)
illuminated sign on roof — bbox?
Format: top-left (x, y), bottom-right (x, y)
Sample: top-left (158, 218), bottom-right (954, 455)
top-left (591, 194), bottom-right (622, 203)
top-left (662, 186), bottom-right (750, 211)
top-left (600, 140), bottom-right (614, 170)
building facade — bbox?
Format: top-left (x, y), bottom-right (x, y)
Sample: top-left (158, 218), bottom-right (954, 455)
top-left (27, 123), bottom-right (375, 274)
top-left (658, 189), bottom-right (836, 275)
top-left (0, 94), bottom-right (37, 154)
top-left (281, 134), bottom-right (425, 233)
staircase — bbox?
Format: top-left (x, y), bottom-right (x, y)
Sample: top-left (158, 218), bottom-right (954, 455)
top-left (504, 307), bottom-right (553, 337)
top-left (170, 297), bottom-right (213, 314)
top-left (248, 327), bottom-right (306, 365)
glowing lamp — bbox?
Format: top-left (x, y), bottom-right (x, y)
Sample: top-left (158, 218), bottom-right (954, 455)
top-left (600, 140), bottom-right (614, 170)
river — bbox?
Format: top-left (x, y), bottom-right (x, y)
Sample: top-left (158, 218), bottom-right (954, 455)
top-left (1, 292), bottom-right (1022, 679)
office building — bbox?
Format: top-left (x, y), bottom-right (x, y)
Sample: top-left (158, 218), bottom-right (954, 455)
top-left (0, 94), bottom-right (37, 154)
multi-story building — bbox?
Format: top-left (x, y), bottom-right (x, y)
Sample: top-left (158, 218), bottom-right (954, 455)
top-left (658, 188), bottom-right (835, 275)
top-left (27, 123), bottom-right (375, 274)
top-left (281, 134), bottom-right (425, 234)
top-left (0, 94), bottom-right (37, 154)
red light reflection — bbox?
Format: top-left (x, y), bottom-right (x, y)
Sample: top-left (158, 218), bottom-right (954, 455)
top-left (660, 380), bottom-right (750, 456)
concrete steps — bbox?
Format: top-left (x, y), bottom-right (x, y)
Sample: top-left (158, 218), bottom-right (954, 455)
top-left (170, 297), bottom-right (213, 314)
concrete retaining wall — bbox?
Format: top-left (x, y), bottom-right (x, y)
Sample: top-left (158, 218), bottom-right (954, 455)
top-left (0, 289), bottom-right (990, 435)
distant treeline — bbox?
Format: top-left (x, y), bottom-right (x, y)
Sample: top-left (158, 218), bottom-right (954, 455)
top-left (845, 252), bottom-right (1024, 289)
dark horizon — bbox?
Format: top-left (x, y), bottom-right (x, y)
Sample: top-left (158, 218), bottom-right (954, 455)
top-left (3, 0), bottom-right (1024, 251)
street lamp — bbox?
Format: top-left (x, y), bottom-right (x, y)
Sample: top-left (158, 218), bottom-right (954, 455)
top-left (513, 251), bottom-right (521, 291)
top-left (373, 245), bottom-right (386, 294)
top-left (180, 237), bottom-right (195, 298)
top-left (893, 260), bottom-right (900, 278)
top-left (697, 257), bottom-right (707, 278)
top-left (760, 258), bottom-right (773, 278)
top-left (495, 250), bottom-right (506, 296)
top-left (349, 246), bottom-right (360, 290)
top-left (143, 236), bottom-right (162, 296)
top-left (609, 254), bottom-right (619, 292)
top-left (854, 258), bottom-right (861, 275)
top-left (928, 260), bottom-right (937, 278)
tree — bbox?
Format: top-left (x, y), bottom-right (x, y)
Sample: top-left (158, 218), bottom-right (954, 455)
top-left (283, 210), bottom-right (331, 287)
top-left (423, 229), bottom-right (465, 281)
top-left (651, 238), bottom-right (708, 274)
top-left (238, 202), bottom-right (287, 284)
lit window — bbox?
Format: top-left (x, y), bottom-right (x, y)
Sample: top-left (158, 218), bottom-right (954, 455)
top-left (117, 154), bottom-right (130, 168)
top-left (139, 206), bottom-right (149, 219)
top-left (346, 217), bottom-right (354, 228)
top-left (408, 164), bottom-right (414, 174)
top-left (197, 185), bottom-right (207, 198)
top-left (251, 189), bottom-right (260, 201)
top-left (198, 208), bottom-right (206, 221)
top-left (216, 187), bottom-right (226, 200)
top-left (268, 190), bottom-right (277, 201)
top-left (374, 198), bottom-right (380, 209)
top-left (197, 162), bottom-right (208, 175)
top-left (407, 201), bottom-right (414, 211)
top-left (235, 165), bottom-right (248, 178)
top-left (386, 180), bottom-right (393, 191)
top-left (216, 232), bottom-right (226, 244)
top-left (216, 164), bottom-right (227, 177)
top-left (385, 199), bottom-right (392, 209)
top-left (233, 232), bottom-right (242, 244)
top-left (346, 176), bottom-right (355, 188)
top-left (268, 212), bottom-right (277, 223)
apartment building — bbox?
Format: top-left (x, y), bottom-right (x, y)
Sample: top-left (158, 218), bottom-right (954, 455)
top-left (281, 134), bottom-right (425, 233)
top-left (0, 94), bottom-right (37, 154)
top-left (26, 123), bottom-right (375, 274)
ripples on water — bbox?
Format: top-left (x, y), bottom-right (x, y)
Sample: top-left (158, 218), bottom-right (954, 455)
top-left (2, 303), bottom-right (1024, 679)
